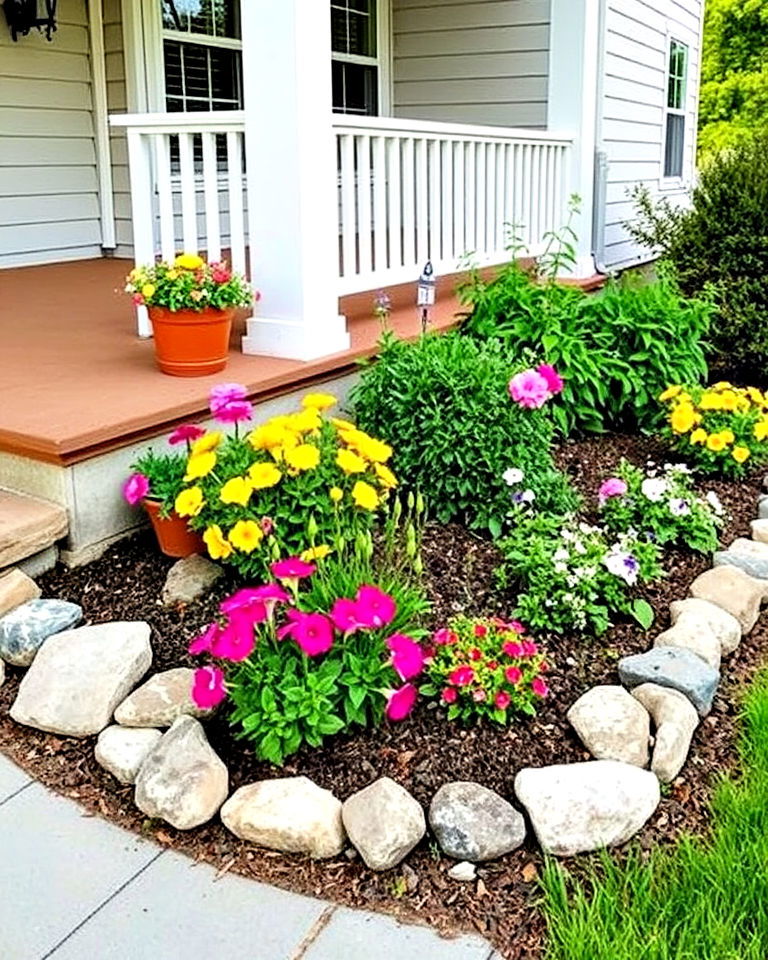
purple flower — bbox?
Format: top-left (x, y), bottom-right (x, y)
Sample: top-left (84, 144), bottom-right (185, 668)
top-left (123, 473), bottom-right (150, 506)
top-left (209, 383), bottom-right (248, 413)
top-left (669, 498), bottom-right (691, 517)
top-left (604, 550), bottom-right (639, 586)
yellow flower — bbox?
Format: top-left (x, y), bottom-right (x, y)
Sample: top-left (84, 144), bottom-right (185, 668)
top-left (302, 393), bottom-right (337, 411)
top-left (336, 448), bottom-right (367, 474)
top-left (175, 252), bottom-right (204, 270)
top-left (698, 392), bottom-right (723, 411)
top-left (329, 486), bottom-right (344, 503)
top-left (141, 283), bottom-right (156, 299)
top-left (690, 428), bottom-right (708, 445)
top-left (658, 385), bottom-right (682, 402)
top-left (300, 544), bottom-right (332, 562)
top-left (285, 443), bottom-right (321, 472)
top-left (374, 463), bottom-right (398, 489)
top-left (220, 476), bottom-right (253, 507)
top-left (228, 520), bottom-right (264, 553)
top-left (748, 387), bottom-right (765, 405)
top-left (174, 486), bottom-right (205, 517)
top-left (167, 269), bottom-right (179, 280)
top-left (720, 391), bottom-right (739, 411)
top-left (287, 408), bottom-right (322, 434)
top-left (720, 429), bottom-right (735, 444)
top-left (355, 435), bottom-right (393, 464)
top-left (733, 446), bottom-right (751, 463)
top-left (712, 381), bottom-right (732, 391)
top-left (706, 434), bottom-right (727, 452)
top-left (754, 420), bottom-right (768, 442)
top-left (248, 461), bottom-right (282, 489)
top-left (670, 403), bottom-right (696, 434)
top-left (249, 422), bottom-right (292, 451)
top-left (184, 451), bottom-right (217, 481)
top-left (352, 480), bottom-right (379, 511)
top-left (191, 432), bottom-right (222, 455)
top-left (203, 524), bottom-right (232, 560)
top-left (331, 417), bottom-right (357, 432)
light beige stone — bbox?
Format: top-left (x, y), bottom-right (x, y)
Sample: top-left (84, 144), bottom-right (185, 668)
top-left (0, 491), bottom-right (68, 569)
top-left (221, 777), bottom-right (345, 859)
top-left (631, 683), bottom-right (699, 783)
top-left (161, 555), bottom-right (223, 606)
top-left (0, 569), bottom-right (41, 619)
top-left (567, 685), bottom-right (650, 767)
top-left (342, 777), bottom-right (425, 871)
top-left (114, 668), bottom-right (209, 727)
top-left (654, 623), bottom-right (721, 669)
top-left (689, 566), bottom-right (768, 633)
top-left (750, 519), bottom-right (768, 545)
top-left (669, 598), bottom-right (742, 655)
top-left (95, 725), bottom-right (163, 785)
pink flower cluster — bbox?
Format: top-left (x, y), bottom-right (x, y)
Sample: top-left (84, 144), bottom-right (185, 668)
top-left (209, 382), bottom-right (253, 426)
top-left (598, 476), bottom-right (628, 505)
top-left (508, 364), bottom-right (564, 410)
top-left (122, 473), bottom-right (150, 506)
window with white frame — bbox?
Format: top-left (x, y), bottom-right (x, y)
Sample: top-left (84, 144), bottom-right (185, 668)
top-left (663, 38), bottom-right (688, 179)
top-left (331, 0), bottom-right (381, 115)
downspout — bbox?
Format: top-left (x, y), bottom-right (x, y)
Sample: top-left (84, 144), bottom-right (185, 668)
top-left (88, 0), bottom-right (117, 251)
top-left (592, 0), bottom-right (609, 274)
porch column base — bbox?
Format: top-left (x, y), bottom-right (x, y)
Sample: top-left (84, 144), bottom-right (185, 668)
top-left (241, 315), bottom-right (351, 362)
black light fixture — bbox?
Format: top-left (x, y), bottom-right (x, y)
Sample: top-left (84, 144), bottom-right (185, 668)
top-left (3, 0), bottom-right (57, 42)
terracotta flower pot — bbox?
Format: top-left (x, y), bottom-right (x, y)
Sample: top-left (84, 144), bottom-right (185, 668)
top-left (148, 306), bottom-right (234, 378)
top-left (143, 498), bottom-right (206, 558)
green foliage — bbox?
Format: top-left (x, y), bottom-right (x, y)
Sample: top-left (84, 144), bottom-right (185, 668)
top-left (125, 256), bottom-right (253, 311)
top-left (459, 259), bottom-right (709, 436)
top-left (496, 512), bottom-right (663, 635)
top-left (130, 448), bottom-right (187, 516)
top-left (629, 135), bottom-right (768, 376)
top-left (599, 461), bottom-right (723, 554)
top-left (540, 672), bottom-right (768, 960)
top-left (350, 331), bottom-right (577, 537)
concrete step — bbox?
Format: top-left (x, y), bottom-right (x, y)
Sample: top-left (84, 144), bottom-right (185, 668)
top-left (0, 490), bottom-right (68, 570)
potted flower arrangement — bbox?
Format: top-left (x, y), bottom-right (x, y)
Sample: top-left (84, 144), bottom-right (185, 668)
top-left (123, 424), bottom-right (208, 557)
top-left (125, 254), bottom-right (254, 377)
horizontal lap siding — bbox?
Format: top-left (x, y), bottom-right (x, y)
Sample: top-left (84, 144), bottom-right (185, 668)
top-left (0, 0), bottom-right (101, 267)
top-left (392, 0), bottom-right (550, 129)
top-left (104, 0), bottom-right (132, 256)
top-left (600, 0), bottom-right (702, 270)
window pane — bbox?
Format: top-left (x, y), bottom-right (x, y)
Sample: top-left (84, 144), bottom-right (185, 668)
top-left (330, 0), bottom-right (376, 57)
top-left (332, 60), bottom-right (378, 115)
top-left (164, 39), bottom-right (242, 111)
top-left (162, 0), bottom-right (240, 40)
top-left (667, 40), bottom-right (687, 109)
top-left (664, 113), bottom-right (685, 178)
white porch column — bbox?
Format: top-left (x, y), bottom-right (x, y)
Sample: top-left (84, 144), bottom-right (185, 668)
top-left (240, 0), bottom-right (350, 361)
top-left (547, 0), bottom-right (601, 276)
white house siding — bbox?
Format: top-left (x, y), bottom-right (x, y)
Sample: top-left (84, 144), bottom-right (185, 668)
top-left (0, 0), bottom-right (102, 267)
top-left (391, 0), bottom-right (551, 129)
top-left (599, 0), bottom-right (703, 270)
top-left (104, 0), bottom-right (132, 257)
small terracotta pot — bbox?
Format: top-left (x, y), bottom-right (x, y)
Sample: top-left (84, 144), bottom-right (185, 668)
top-left (143, 498), bottom-right (206, 558)
top-left (148, 306), bottom-right (234, 377)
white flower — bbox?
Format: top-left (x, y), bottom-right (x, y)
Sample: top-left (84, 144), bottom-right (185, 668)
top-left (604, 550), bottom-right (640, 586)
top-left (641, 477), bottom-right (668, 502)
top-left (520, 489), bottom-right (536, 503)
top-left (573, 540), bottom-right (587, 555)
top-left (554, 562), bottom-right (568, 574)
top-left (706, 491), bottom-right (724, 516)
top-left (503, 467), bottom-right (524, 486)
top-left (669, 498), bottom-right (691, 517)
top-left (553, 548), bottom-right (569, 562)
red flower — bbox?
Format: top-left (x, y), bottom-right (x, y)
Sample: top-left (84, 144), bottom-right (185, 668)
top-left (469, 647), bottom-right (483, 661)
top-left (210, 261), bottom-right (232, 284)
top-left (532, 676), bottom-right (550, 698)
top-left (505, 666), bottom-right (522, 685)
top-left (449, 666), bottom-right (475, 687)
top-left (188, 622), bottom-right (221, 656)
top-left (210, 616), bottom-right (256, 662)
top-left (433, 627), bottom-right (458, 646)
top-left (168, 424), bottom-right (206, 446)
top-left (487, 660), bottom-right (499, 670)
top-left (473, 623), bottom-right (488, 638)
top-left (495, 691), bottom-right (511, 710)
top-left (442, 687), bottom-right (457, 704)
top-left (271, 557), bottom-right (316, 580)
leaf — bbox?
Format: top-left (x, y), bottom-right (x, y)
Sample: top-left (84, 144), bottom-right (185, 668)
top-left (631, 598), bottom-right (655, 631)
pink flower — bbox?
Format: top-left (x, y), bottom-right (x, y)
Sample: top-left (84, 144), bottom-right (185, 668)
top-left (213, 399), bottom-right (253, 425)
top-left (220, 588), bottom-right (269, 623)
top-left (168, 424), bottom-right (206, 446)
top-left (508, 369), bottom-right (552, 409)
top-left (188, 622), bottom-right (221, 656)
top-left (278, 609), bottom-right (334, 657)
top-left (469, 647), bottom-right (483, 661)
top-left (449, 666), bottom-right (475, 687)
top-left (522, 640), bottom-right (539, 657)
top-left (271, 557), bottom-right (317, 581)
top-left (330, 597), bottom-right (362, 634)
top-left (385, 683), bottom-right (417, 721)
top-left (505, 666), bottom-right (522, 685)
top-left (536, 364), bottom-right (564, 395)
top-left (386, 634), bottom-right (425, 680)
top-left (508, 620), bottom-right (525, 634)
top-left (209, 383), bottom-right (248, 414)
top-left (472, 688), bottom-right (487, 703)
top-left (532, 676), bottom-right (550, 698)
top-left (123, 473), bottom-right (150, 506)
top-left (473, 624), bottom-right (488, 638)
top-left (211, 616), bottom-right (256, 662)
top-left (502, 641), bottom-right (523, 658)
top-left (487, 660), bottom-right (499, 670)
top-left (247, 583), bottom-right (290, 617)
top-left (354, 585), bottom-right (396, 630)
top-left (433, 627), bottom-right (458, 646)
top-left (442, 687), bottom-right (457, 704)
top-left (260, 517), bottom-right (275, 536)
top-left (132, 293), bottom-right (145, 306)
top-left (210, 262), bottom-right (232, 284)
top-left (495, 691), bottom-right (511, 710)
top-left (598, 477), bottom-right (628, 504)
top-left (192, 666), bottom-right (227, 709)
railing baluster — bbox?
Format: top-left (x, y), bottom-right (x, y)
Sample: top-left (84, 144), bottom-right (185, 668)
top-left (357, 135), bottom-right (373, 277)
top-left (387, 137), bottom-right (402, 270)
top-left (125, 129), bottom-right (155, 337)
top-left (153, 134), bottom-right (175, 263)
top-left (441, 140), bottom-right (453, 263)
top-left (485, 142), bottom-right (496, 258)
top-left (495, 142), bottom-right (506, 256)
top-left (453, 140), bottom-right (465, 261)
top-left (415, 138), bottom-right (429, 265)
top-left (427, 139), bottom-right (440, 261)
top-left (402, 138), bottom-right (415, 271)
top-left (202, 131), bottom-right (222, 262)
top-left (226, 131), bottom-right (246, 277)
top-left (372, 135), bottom-right (387, 273)
top-left (178, 132), bottom-right (198, 255)
top-left (466, 141), bottom-right (476, 256)
top-left (476, 142), bottom-right (487, 259)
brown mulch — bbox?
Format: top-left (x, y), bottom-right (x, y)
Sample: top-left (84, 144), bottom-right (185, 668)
top-left (0, 434), bottom-right (766, 960)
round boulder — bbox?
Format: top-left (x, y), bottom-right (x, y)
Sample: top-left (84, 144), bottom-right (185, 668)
top-left (429, 781), bottom-right (525, 862)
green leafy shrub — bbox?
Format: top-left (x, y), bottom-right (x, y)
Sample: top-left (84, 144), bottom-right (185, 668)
top-left (459, 262), bottom-right (710, 435)
top-left (350, 331), bottom-right (577, 537)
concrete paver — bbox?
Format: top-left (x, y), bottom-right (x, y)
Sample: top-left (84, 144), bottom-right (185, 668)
top-left (0, 752), bottom-right (30, 803)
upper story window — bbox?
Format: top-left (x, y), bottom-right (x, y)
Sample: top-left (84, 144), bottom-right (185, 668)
top-left (663, 38), bottom-right (688, 179)
top-left (331, 0), bottom-right (380, 115)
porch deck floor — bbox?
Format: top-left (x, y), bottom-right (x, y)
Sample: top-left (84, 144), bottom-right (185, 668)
top-left (0, 259), bottom-right (461, 465)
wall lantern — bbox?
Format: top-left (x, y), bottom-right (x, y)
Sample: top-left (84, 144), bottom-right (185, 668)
top-left (3, 0), bottom-right (57, 41)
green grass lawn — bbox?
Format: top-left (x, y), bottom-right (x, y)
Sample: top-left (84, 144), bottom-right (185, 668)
top-left (540, 674), bottom-right (768, 960)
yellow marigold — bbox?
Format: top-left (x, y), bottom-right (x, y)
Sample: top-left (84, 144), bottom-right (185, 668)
top-left (174, 486), bottom-right (205, 517)
top-left (720, 391), bottom-right (739, 411)
top-left (699, 392), bottom-right (723, 411)
top-left (720, 429), bottom-right (735, 444)
top-left (355, 435), bottom-right (393, 464)
top-left (375, 463), bottom-right (398, 489)
top-left (228, 520), bottom-right (264, 553)
top-left (748, 387), bottom-right (765, 405)
top-left (712, 381), bottom-right (732, 391)
top-left (184, 451), bottom-right (216, 481)
top-left (175, 252), bottom-right (204, 270)
top-left (336, 448), bottom-right (367, 474)
top-left (658, 385), bottom-right (682, 402)
top-left (287, 408), bottom-right (322, 434)
top-left (301, 393), bottom-right (337, 411)
top-left (284, 443), bottom-right (321, 472)
top-left (754, 420), bottom-right (768, 442)
top-left (331, 417), bottom-right (357, 432)
top-left (689, 428), bottom-right (708, 445)
top-left (352, 480), bottom-right (379, 511)
top-left (203, 524), bottom-right (232, 560)
top-left (167, 269), bottom-right (179, 280)
top-left (733, 446), bottom-right (751, 464)
top-left (706, 434), bottom-right (727, 452)
top-left (249, 422), bottom-right (293, 451)
top-left (248, 462), bottom-right (282, 489)
top-left (300, 544), bottom-right (332, 562)
top-left (220, 476), bottom-right (253, 507)
top-left (191, 432), bottom-right (222, 455)
top-left (329, 486), bottom-right (344, 503)
top-left (670, 403), bottom-right (696, 434)
top-left (141, 283), bottom-right (156, 299)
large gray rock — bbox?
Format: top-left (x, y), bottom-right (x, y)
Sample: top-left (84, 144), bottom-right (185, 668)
top-left (221, 777), bottom-right (345, 859)
top-left (114, 668), bottom-right (208, 727)
top-left (134, 716), bottom-right (228, 830)
top-left (10, 622), bottom-right (152, 737)
top-left (759, 496), bottom-right (768, 521)
top-left (669, 598), bottom-right (741, 656)
top-left (428, 781), bottom-right (526, 862)
top-left (689, 566), bottom-right (768, 634)
top-left (0, 569), bottom-right (41, 620)
top-left (514, 760), bottom-right (660, 857)
top-left (654, 622), bottom-right (721, 670)
top-left (714, 537), bottom-right (768, 580)
top-left (0, 598), bottom-right (82, 666)
top-left (342, 777), bottom-right (426, 871)
top-left (631, 683), bottom-right (699, 783)
top-left (95, 725), bottom-right (163, 785)
top-left (567, 685), bottom-right (650, 767)
top-left (161, 555), bottom-right (223, 606)
top-left (750, 519), bottom-right (768, 544)
top-left (618, 647), bottom-right (719, 716)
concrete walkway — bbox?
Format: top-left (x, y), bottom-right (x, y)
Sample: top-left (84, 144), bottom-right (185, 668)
top-left (0, 755), bottom-right (499, 960)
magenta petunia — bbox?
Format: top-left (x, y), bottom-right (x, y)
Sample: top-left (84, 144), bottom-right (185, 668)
top-left (209, 382), bottom-right (248, 414)
top-left (442, 686), bottom-right (457, 704)
top-left (532, 676), bottom-right (550, 698)
top-left (502, 640), bottom-right (523, 658)
top-left (536, 363), bottom-right (564, 395)
top-left (505, 666), bottom-right (522, 685)
top-left (330, 597), bottom-right (362, 634)
top-left (473, 623), bottom-right (488, 638)
top-left (168, 423), bottom-right (206, 446)
top-left (191, 666), bottom-right (227, 709)
top-left (385, 683), bottom-right (418, 721)
top-left (386, 634), bottom-right (425, 681)
top-left (123, 472), bottom-right (150, 506)
top-left (220, 588), bottom-right (269, 622)
top-left (210, 616), bottom-right (256, 662)
top-left (495, 691), bottom-right (511, 710)
top-left (354, 585), bottom-right (396, 629)
top-left (278, 609), bottom-right (334, 657)
top-left (508, 369), bottom-right (552, 410)
top-left (213, 399), bottom-right (254, 425)
top-left (433, 627), bottom-right (458, 646)
top-left (271, 557), bottom-right (317, 581)
top-left (188, 622), bottom-right (221, 656)
top-left (449, 666), bottom-right (475, 687)
top-left (521, 640), bottom-right (539, 657)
